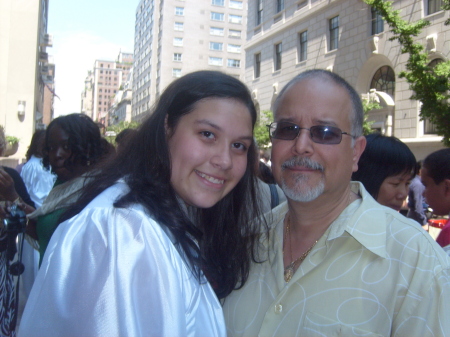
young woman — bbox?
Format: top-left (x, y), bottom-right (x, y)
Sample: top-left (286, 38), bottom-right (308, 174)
top-left (19, 71), bottom-right (262, 337)
top-left (26, 113), bottom-right (112, 265)
top-left (352, 133), bottom-right (416, 212)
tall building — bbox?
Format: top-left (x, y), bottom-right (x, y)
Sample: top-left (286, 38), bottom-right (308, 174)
top-left (244, 0), bottom-right (447, 159)
top-left (0, 0), bottom-right (53, 158)
top-left (132, 0), bottom-right (248, 121)
top-left (91, 51), bottom-right (133, 125)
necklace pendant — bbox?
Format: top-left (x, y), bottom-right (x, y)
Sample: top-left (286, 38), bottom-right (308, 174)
top-left (284, 265), bottom-right (294, 283)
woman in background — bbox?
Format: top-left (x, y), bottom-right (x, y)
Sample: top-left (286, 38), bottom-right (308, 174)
top-left (20, 71), bottom-right (263, 337)
top-left (352, 133), bottom-right (416, 213)
top-left (26, 114), bottom-right (112, 265)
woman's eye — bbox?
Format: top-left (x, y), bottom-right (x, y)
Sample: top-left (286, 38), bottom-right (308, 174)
top-left (200, 131), bottom-right (215, 139)
top-left (232, 142), bottom-right (247, 151)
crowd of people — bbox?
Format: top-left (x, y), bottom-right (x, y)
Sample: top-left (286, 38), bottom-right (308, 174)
top-left (0, 69), bottom-right (448, 336)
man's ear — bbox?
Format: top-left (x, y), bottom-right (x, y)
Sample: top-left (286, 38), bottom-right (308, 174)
top-left (352, 136), bottom-right (366, 173)
top-left (443, 178), bottom-right (450, 197)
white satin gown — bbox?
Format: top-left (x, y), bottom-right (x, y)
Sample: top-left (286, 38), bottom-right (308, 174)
top-left (18, 182), bottom-right (226, 337)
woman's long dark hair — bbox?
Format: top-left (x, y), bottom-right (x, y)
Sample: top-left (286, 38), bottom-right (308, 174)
top-left (26, 129), bottom-right (46, 160)
top-left (60, 71), bottom-right (263, 298)
top-left (352, 133), bottom-right (416, 199)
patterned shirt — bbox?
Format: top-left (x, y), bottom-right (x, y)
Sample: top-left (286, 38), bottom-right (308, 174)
top-left (223, 182), bottom-right (450, 337)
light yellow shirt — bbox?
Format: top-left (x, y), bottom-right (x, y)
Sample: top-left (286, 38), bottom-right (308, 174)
top-left (223, 182), bottom-right (450, 337)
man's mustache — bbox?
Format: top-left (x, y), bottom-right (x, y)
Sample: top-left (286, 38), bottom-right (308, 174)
top-left (281, 157), bottom-right (324, 172)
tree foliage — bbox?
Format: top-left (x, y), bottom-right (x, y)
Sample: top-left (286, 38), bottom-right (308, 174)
top-left (362, 98), bottom-right (381, 135)
top-left (105, 121), bottom-right (140, 144)
top-left (364, 0), bottom-right (450, 146)
top-left (254, 110), bottom-right (273, 148)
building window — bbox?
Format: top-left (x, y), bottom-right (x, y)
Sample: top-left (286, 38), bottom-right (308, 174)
top-left (274, 43), bottom-right (282, 71)
top-left (210, 42), bottom-right (224, 51)
top-left (173, 68), bottom-right (182, 77)
top-left (229, 14), bottom-right (243, 24)
top-left (227, 44), bottom-right (241, 53)
top-left (228, 29), bottom-right (241, 38)
top-left (209, 57), bottom-right (223, 66)
top-left (211, 12), bottom-right (225, 21)
top-left (371, 7), bottom-right (384, 35)
top-left (427, 0), bottom-right (443, 15)
top-left (329, 16), bottom-right (339, 51)
top-left (370, 66), bottom-right (395, 98)
top-left (173, 53), bottom-right (182, 61)
top-left (228, 59), bottom-right (240, 68)
top-left (210, 27), bottom-right (224, 36)
top-left (276, 0), bottom-right (284, 12)
top-left (256, 0), bottom-right (263, 26)
top-left (299, 31), bottom-right (307, 62)
top-left (212, 0), bottom-right (224, 6)
top-left (174, 22), bottom-right (184, 31)
top-left (173, 37), bottom-right (183, 46)
top-left (255, 53), bottom-right (261, 78)
top-left (229, 0), bottom-right (243, 9)
top-left (175, 7), bottom-right (184, 16)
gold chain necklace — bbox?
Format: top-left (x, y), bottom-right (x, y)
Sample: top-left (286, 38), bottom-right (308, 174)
top-left (283, 214), bottom-right (317, 283)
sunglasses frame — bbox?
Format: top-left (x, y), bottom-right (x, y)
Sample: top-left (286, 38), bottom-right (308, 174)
top-left (267, 122), bottom-right (355, 145)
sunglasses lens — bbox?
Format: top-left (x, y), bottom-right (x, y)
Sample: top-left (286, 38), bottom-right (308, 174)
top-left (310, 126), bottom-right (341, 144)
top-left (271, 122), bottom-right (299, 140)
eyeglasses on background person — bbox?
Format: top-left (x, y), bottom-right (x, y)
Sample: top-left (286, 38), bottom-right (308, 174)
top-left (267, 121), bottom-right (355, 145)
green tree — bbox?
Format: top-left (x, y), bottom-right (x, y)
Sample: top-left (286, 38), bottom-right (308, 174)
top-left (105, 121), bottom-right (140, 144)
top-left (361, 98), bottom-right (381, 135)
top-left (364, 0), bottom-right (450, 146)
top-left (254, 110), bottom-right (273, 148)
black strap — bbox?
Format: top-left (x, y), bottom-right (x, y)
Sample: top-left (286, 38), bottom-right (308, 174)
top-left (269, 184), bottom-right (279, 209)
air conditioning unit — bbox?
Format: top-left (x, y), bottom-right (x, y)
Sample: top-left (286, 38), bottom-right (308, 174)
top-left (41, 65), bottom-right (49, 74)
top-left (40, 34), bottom-right (53, 47)
top-left (39, 52), bottom-right (48, 62)
top-left (43, 74), bottom-right (53, 83)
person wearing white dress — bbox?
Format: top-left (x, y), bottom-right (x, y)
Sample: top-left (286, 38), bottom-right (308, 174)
top-left (19, 71), bottom-right (264, 337)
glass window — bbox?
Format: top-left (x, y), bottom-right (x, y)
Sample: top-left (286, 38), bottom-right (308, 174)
top-left (371, 7), bottom-right (384, 35)
top-left (210, 42), bottom-right (224, 51)
top-left (174, 22), bottom-right (184, 31)
top-left (172, 68), bottom-right (182, 77)
top-left (211, 12), bottom-right (224, 21)
top-left (329, 16), bottom-right (339, 51)
top-left (276, 0), bottom-right (284, 13)
top-left (210, 27), bottom-right (224, 36)
top-left (229, 0), bottom-right (243, 9)
top-left (370, 66), bottom-right (395, 98)
top-left (274, 43), bottom-right (282, 71)
top-left (227, 59), bottom-right (240, 68)
top-left (229, 29), bottom-right (241, 38)
top-left (173, 37), bottom-right (183, 46)
top-left (227, 44), bottom-right (241, 53)
top-left (229, 14), bottom-right (243, 24)
top-left (175, 7), bottom-right (184, 15)
top-left (255, 53), bottom-right (261, 78)
top-left (212, 0), bottom-right (225, 5)
top-left (299, 31), bottom-right (307, 62)
top-left (427, 0), bottom-right (443, 15)
top-left (173, 53), bottom-right (182, 61)
top-left (208, 57), bottom-right (223, 66)
top-left (256, 0), bottom-right (263, 26)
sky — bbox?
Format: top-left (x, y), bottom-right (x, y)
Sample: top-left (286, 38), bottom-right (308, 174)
top-left (48, 0), bottom-right (139, 116)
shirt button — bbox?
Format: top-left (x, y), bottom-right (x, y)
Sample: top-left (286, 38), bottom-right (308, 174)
top-left (274, 304), bottom-right (283, 314)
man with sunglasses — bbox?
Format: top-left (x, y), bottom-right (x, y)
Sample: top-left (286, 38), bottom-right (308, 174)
top-left (223, 69), bottom-right (450, 337)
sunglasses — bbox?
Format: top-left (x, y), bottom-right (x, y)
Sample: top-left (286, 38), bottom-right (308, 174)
top-left (267, 121), bottom-right (355, 145)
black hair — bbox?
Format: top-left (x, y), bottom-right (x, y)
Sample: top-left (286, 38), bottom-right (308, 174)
top-left (423, 148), bottom-right (450, 184)
top-left (60, 71), bottom-right (263, 298)
top-left (42, 113), bottom-right (110, 172)
top-left (352, 133), bottom-right (416, 199)
top-left (26, 129), bottom-right (46, 160)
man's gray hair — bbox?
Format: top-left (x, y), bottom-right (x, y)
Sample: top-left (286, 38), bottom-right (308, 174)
top-left (273, 69), bottom-right (364, 138)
